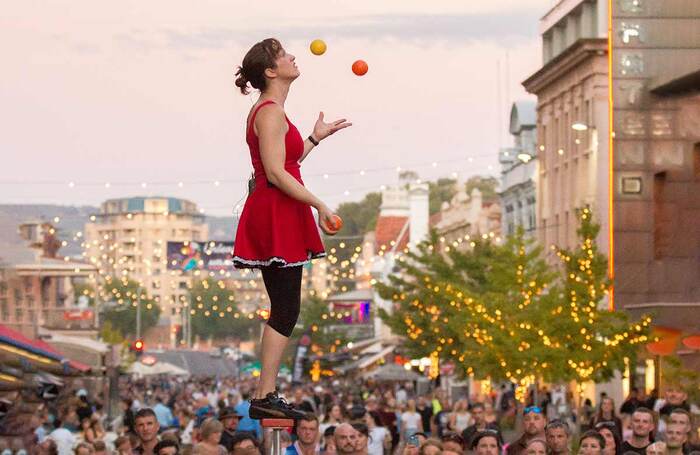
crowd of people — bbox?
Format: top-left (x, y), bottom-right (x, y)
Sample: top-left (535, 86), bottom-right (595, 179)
top-left (7, 375), bottom-right (699, 455)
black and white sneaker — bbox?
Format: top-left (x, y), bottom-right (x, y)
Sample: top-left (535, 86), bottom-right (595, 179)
top-left (249, 391), bottom-right (309, 420)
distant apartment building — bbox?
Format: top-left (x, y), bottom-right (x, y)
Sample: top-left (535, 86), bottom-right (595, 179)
top-left (83, 196), bottom-right (209, 344)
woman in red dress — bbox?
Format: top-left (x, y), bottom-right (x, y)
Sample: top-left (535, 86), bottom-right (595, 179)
top-left (232, 38), bottom-right (351, 419)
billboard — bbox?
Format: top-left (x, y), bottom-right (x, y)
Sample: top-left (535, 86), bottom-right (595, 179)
top-left (166, 241), bottom-right (235, 272)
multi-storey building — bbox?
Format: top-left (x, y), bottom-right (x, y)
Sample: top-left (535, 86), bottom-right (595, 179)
top-left (499, 101), bottom-right (538, 236)
top-left (83, 196), bottom-right (208, 344)
top-left (523, 0), bottom-right (611, 253)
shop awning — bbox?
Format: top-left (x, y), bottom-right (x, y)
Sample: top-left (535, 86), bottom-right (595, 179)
top-left (0, 325), bottom-right (91, 374)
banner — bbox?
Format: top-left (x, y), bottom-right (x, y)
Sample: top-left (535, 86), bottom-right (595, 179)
top-left (292, 333), bottom-right (311, 383)
top-left (166, 241), bottom-right (234, 272)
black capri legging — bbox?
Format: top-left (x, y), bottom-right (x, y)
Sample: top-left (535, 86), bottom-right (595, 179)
top-left (260, 265), bottom-right (303, 337)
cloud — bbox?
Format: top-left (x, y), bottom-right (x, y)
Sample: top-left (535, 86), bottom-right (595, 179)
top-left (118, 11), bottom-right (541, 53)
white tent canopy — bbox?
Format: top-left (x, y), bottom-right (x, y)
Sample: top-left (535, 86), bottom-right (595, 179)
top-left (127, 360), bottom-right (189, 377)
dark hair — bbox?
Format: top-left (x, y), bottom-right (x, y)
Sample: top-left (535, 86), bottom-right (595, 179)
top-left (595, 396), bottom-right (618, 423)
top-left (324, 426), bottom-right (336, 437)
top-left (154, 439), bottom-right (180, 455)
top-left (93, 441), bottom-right (107, 452)
top-left (300, 413), bottom-right (319, 424)
top-left (470, 430), bottom-right (502, 450)
top-left (579, 430), bottom-right (606, 449)
top-left (135, 408), bottom-right (157, 421)
top-left (440, 432), bottom-right (464, 448)
top-left (595, 423), bottom-right (621, 455)
top-left (470, 402), bottom-right (485, 411)
top-left (670, 408), bottom-right (691, 421)
top-left (230, 431), bottom-right (260, 449)
top-left (545, 419), bottom-right (571, 435)
top-left (351, 422), bottom-right (369, 438)
top-left (234, 38), bottom-right (283, 95)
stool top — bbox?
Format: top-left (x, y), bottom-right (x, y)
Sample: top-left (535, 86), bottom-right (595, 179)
top-left (261, 418), bottom-right (295, 428)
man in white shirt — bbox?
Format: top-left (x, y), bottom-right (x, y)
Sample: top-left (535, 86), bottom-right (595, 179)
top-left (48, 419), bottom-right (76, 455)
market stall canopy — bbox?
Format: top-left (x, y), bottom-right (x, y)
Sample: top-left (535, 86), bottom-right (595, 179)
top-left (127, 360), bottom-right (190, 377)
top-left (361, 363), bottom-right (425, 381)
top-left (0, 324), bottom-right (91, 375)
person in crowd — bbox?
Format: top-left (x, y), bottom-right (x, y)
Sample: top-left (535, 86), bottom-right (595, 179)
top-left (525, 439), bottom-right (547, 455)
top-left (657, 386), bottom-right (690, 417)
top-left (153, 440), bottom-right (180, 455)
top-left (76, 390), bottom-right (93, 422)
top-left (73, 442), bottom-right (94, 455)
top-left (92, 441), bottom-right (107, 455)
top-left (114, 436), bottom-right (132, 455)
top-left (644, 390), bottom-right (659, 413)
top-left (286, 415), bottom-right (321, 455)
top-left (415, 397), bottom-right (433, 438)
top-left (365, 411), bottom-right (390, 455)
top-left (643, 441), bottom-right (665, 455)
top-left (664, 423), bottom-right (687, 455)
top-left (439, 433), bottom-right (464, 454)
top-left (448, 400), bottom-right (471, 434)
top-left (507, 406), bottom-right (547, 455)
top-left (430, 396), bottom-right (451, 439)
top-left (417, 439), bottom-right (441, 455)
top-left (195, 418), bottom-right (226, 455)
top-left (49, 419), bottom-right (77, 455)
top-left (153, 397), bottom-right (175, 430)
top-left (669, 408), bottom-right (700, 452)
top-left (461, 403), bottom-right (500, 449)
top-left (79, 418), bottom-right (97, 444)
top-left (229, 432), bottom-right (261, 455)
top-left (133, 409), bottom-right (161, 455)
top-left (578, 431), bottom-right (605, 455)
top-left (620, 408), bottom-right (655, 455)
top-left (321, 426), bottom-right (336, 454)
top-left (471, 431), bottom-right (502, 455)
top-left (620, 389), bottom-right (644, 416)
top-left (235, 391), bottom-right (262, 441)
top-left (594, 422), bottom-right (621, 455)
top-left (334, 424), bottom-right (359, 455)
top-left (545, 419), bottom-right (571, 455)
top-left (593, 397), bottom-right (623, 439)
top-left (400, 400), bottom-right (423, 440)
top-left (37, 437), bottom-right (58, 455)
top-left (218, 407), bottom-right (242, 452)
top-left (320, 405), bottom-right (344, 435)
top-left (351, 423), bottom-right (369, 455)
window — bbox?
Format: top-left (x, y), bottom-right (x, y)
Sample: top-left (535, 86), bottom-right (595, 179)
top-left (654, 172), bottom-right (671, 259)
top-left (15, 308), bottom-right (23, 321)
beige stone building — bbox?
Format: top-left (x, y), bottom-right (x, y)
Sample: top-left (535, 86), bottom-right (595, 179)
top-left (0, 217), bottom-right (96, 337)
top-left (83, 196), bottom-right (208, 345)
top-left (523, 0), bottom-right (611, 254)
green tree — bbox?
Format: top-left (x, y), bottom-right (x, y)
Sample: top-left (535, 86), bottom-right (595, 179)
top-left (297, 295), bottom-right (349, 354)
top-left (101, 277), bottom-right (161, 338)
top-left (189, 278), bottom-right (258, 340)
top-left (376, 209), bottom-right (651, 390)
top-left (429, 178), bottom-right (457, 215)
top-left (465, 176), bottom-right (499, 200)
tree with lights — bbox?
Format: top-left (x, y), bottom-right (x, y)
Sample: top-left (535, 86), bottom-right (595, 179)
top-left (101, 277), bottom-right (161, 337)
top-left (377, 208), bottom-right (651, 395)
top-left (188, 277), bottom-right (258, 340)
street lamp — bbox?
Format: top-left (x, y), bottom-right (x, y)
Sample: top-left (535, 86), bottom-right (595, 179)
top-left (517, 152), bottom-right (534, 163)
top-left (572, 122), bottom-right (588, 131)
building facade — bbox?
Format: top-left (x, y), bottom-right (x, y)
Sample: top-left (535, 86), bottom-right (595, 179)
top-left (499, 101), bottom-right (538, 237)
top-left (83, 196), bottom-right (209, 344)
top-left (523, 0), bottom-right (611, 253)
top-left (611, 0), bottom-right (700, 370)
top-left (0, 217), bottom-right (95, 337)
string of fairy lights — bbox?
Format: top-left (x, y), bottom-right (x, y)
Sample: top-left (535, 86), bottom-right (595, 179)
top-left (386, 207), bottom-right (651, 400)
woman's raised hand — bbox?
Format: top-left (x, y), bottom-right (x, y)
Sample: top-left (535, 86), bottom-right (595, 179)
top-left (312, 112), bottom-right (352, 142)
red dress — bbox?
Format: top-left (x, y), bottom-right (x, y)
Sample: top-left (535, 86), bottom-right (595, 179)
top-left (233, 100), bottom-right (326, 269)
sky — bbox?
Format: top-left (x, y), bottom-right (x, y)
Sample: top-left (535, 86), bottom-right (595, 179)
top-left (0, 0), bottom-right (552, 216)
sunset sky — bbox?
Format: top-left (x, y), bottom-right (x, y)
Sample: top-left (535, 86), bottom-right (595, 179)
top-left (1, 0), bottom-right (552, 216)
